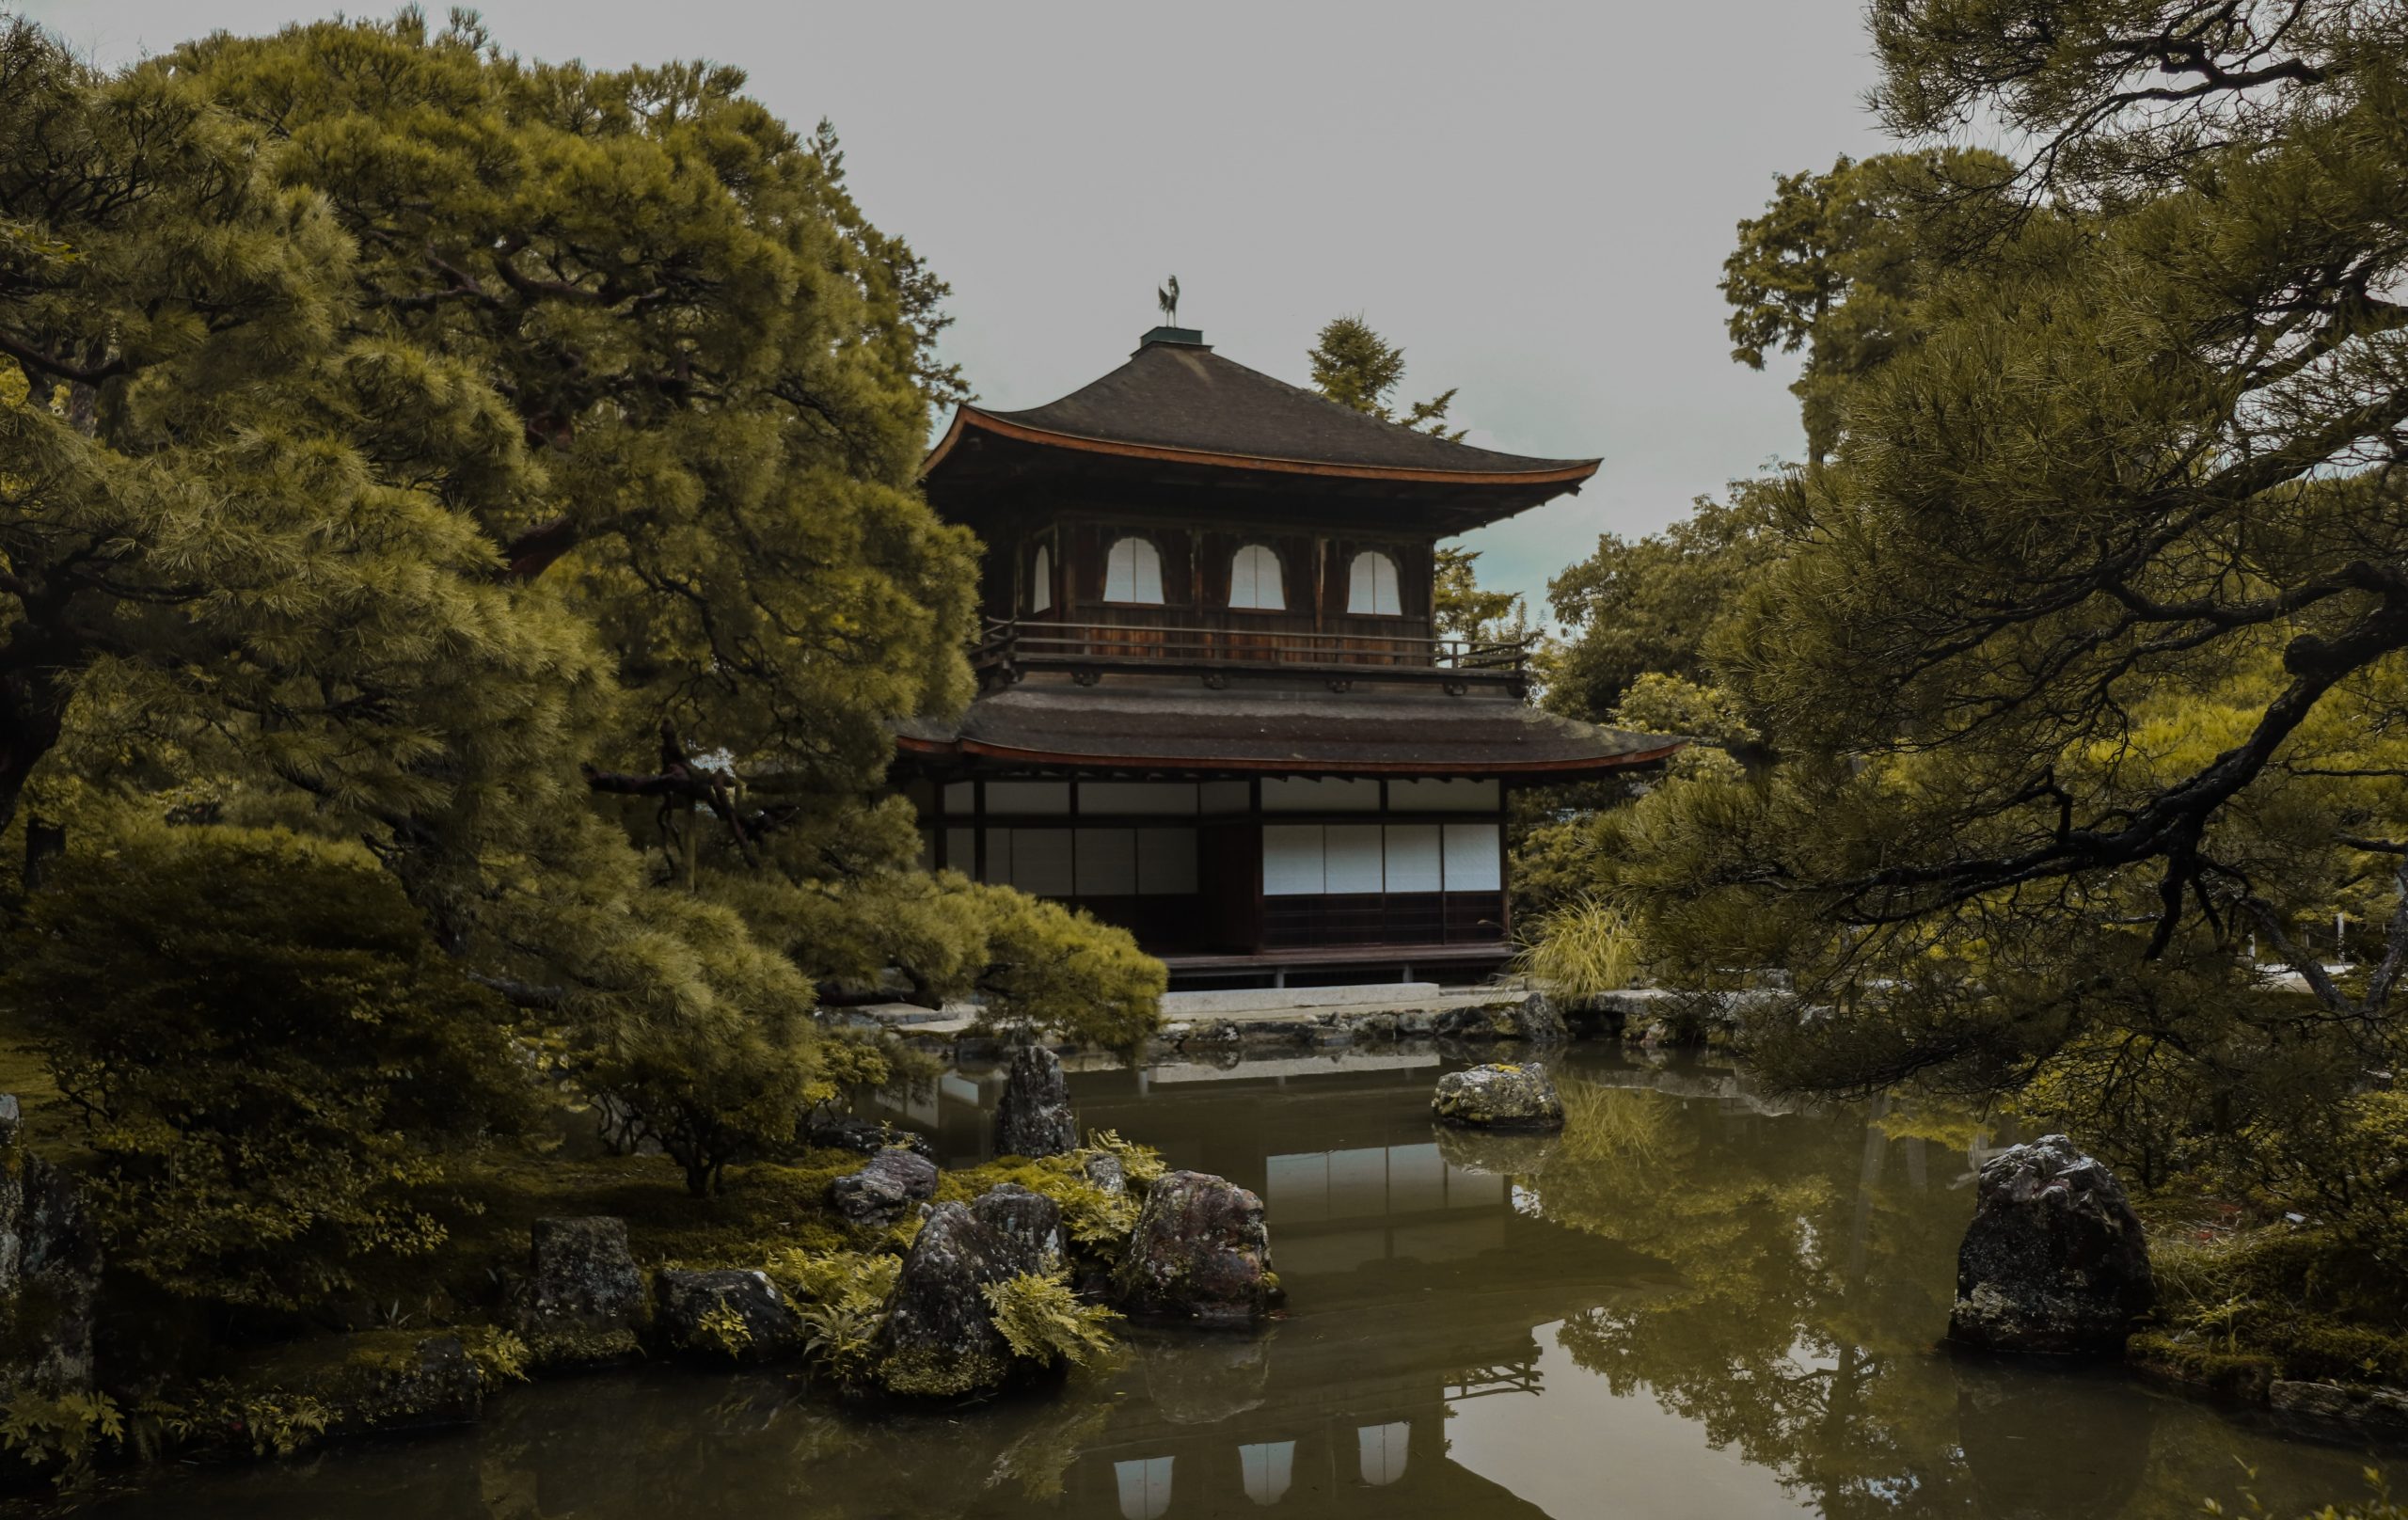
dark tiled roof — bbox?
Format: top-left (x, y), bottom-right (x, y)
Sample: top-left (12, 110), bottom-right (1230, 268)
top-left (895, 684), bottom-right (1677, 775)
top-left (947, 338), bottom-right (1598, 481)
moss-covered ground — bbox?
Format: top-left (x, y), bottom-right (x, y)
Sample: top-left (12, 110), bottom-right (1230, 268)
top-left (2133, 1190), bottom-right (2408, 1401)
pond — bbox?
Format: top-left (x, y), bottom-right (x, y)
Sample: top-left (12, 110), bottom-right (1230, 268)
top-left (75, 1046), bottom-right (2398, 1519)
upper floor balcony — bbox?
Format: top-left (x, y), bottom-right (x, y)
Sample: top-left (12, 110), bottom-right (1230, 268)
top-left (971, 613), bottom-right (1529, 694)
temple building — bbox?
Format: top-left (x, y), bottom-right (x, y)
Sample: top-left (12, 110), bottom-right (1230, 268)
top-left (898, 323), bottom-right (1674, 987)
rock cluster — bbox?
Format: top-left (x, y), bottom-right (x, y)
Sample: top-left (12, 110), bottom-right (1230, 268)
top-left (829, 1148), bottom-right (938, 1225)
top-left (1948, 1133), bottom-right (2154, 1355)
top-left (879, 1184), bottom-right (1065, 1397)
top-left (0, 1094), bottom-right (101, 1397)
top-left (656, 1270), bottom-right (806, 1365)
top-left (515, 1216), bottom-right (645, 1368)
top-left (803, 1112), bottom-right (935, 1159)
top-left (1113, 1170), bottom-right (1278, 1325)
top-left (994, 1044), bottom-right (1079, 1157)
top-left (1430, 1063), bottom-right (1566, 1132)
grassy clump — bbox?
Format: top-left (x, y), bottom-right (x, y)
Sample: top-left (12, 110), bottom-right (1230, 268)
top-left (2141, 1216), bottom-right (2408, 1392)
top-left (1512, 894), bottom-right (1642, 1004)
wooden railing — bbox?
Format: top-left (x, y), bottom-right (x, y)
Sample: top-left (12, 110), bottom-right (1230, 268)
top-left (972, 617), bottom-right (1528, 683)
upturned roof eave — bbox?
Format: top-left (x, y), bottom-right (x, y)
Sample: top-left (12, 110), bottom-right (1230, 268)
top-left (919, 404), bottom-right (1602, 491)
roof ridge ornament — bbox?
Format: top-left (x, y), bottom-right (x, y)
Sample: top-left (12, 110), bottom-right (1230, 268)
top-left (1156, 274), bottom-right (1180, 327)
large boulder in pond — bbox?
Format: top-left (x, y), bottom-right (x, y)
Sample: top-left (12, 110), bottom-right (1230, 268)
top-left (515, 1216), bottom-right (645, 1368)
top-left (655, 1269), bottom-right (806, 1365)
top-left (1949, 1134), bottom-right (2153, 1355)
top-left (0, 1095), bottom-right (100, 1396)
top-left (994, 1044), bottom-right (1078, 1158)
top-left (1113, 1170), bottom-right (1278, 1325)
top-left (879, 1184), bottom-right (1065, 1398)
top-left (1431, 1063), bottom-right (1565, 1132)
top-left (829, 1148), bottom-right (939, 1226)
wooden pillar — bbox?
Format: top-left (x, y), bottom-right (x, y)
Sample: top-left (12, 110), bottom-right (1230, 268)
top-left (1497, 779), bottom-right (1513, 944)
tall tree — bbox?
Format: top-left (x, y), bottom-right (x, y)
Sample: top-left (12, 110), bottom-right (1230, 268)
top-left (1602, 0), bottom-right (2408, 1221)
top-left (0, 15), bottom-right (1160, 1196)
top-left (1306, 314), bottom-right (1465, 439)
top-left (1720, 149), bottom-right (2009, 466)
top-left (1544, 483), bottom-right (1782, 722)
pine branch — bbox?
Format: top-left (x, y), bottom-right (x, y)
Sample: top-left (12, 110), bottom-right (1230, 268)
top-left (0, 329), bottom-right (124, 386)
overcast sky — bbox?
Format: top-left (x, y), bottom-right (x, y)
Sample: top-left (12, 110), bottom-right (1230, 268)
top-left (25, 0), bottom-right (1893, 618)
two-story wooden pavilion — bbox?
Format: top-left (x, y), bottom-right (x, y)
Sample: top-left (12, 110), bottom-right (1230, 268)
top-left (897, 325), bottom-right (1676, 987)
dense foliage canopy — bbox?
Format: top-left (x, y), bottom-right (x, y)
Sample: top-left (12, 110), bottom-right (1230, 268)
top-left (0, 12), bottom-right (1161, 1234)
top-left (1577, 2), bottom-right (2408, 1242)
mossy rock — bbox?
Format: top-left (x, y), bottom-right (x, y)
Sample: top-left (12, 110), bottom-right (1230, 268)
top-left (876, 1187), bottom-right (1064, 1399)
top-left (2128, 1330), bottom-right (2278, 1402)
top-left (1111, 1171), bottom-right (1278, 1326)
top-left (654, 1270), bottom-right (805, 1365)
top-left (1431, 1064), bottom-right (1565, 1132)
top-left (227, 1331), bottom-right (483, 1447)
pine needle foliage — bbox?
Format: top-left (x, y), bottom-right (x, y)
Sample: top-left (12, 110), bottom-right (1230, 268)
top-left (0, 11), bottom-right (1160, 1205)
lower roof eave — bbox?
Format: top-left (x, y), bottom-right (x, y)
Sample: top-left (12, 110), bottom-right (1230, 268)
top-left (892, 734), bottom-right (1686, 779)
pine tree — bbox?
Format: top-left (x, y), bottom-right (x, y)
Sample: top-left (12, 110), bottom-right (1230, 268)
top-left (0, 14), bottom-right (1158, 1200)
top-left (1600, 0), bottom-right (2408, 1229)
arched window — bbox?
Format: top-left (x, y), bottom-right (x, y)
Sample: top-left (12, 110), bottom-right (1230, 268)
top-left (1348, 550), bottom-right (1402, 615)
top-left (1228, 544), bottom-right (1285, 610)
top-left (1027, 544), bottom-right (1053, 614)
top-left (1115, 1457), bottom-right (1174, 1520)
top-left (1357, 1422), bottom-right (1410, 1486)
top-left (1239, 1442), bottom-right (1294, 1506)
top-left (1103, 536), bottom-right (1164, 604)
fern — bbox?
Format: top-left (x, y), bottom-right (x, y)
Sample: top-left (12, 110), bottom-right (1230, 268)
top-left (463, 1326), bottom-right (531, 1385)
top-left (979, 1271), bottom-right (1120, 1368)
top-left (799, 1300), bottom-right (885, 1383)
top-left (768, 1247), bottom-right (899, 1314)
top-left (0, 1391), bottom-right (125, 1490)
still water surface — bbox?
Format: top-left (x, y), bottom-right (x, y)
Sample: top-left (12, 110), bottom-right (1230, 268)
top-left (81, 1047), bottom-right (2398, 1518)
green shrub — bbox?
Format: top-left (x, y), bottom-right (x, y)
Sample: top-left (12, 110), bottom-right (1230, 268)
top-left (576, 892), bottom-right (824, 1198)
top-left (1085, 1130), bottom-right (1166, 1190)
top-left (0, 827), bottom-right (534, 1311)
top-left (767, 1247), bottom-right (900, 1312)
top-left (798, 1300), bottom-right (883, 1383)
top-left (692, 1302), bottom-right (755, 1361)
top-left (966, 887), bottom-right (1165, 1049)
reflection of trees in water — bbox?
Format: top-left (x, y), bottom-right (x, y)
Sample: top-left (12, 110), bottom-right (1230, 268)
top-left (1536, 1077), bottom-right (1983, 1518)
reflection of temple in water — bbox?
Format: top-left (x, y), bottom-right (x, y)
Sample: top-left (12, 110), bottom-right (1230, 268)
top-left (871, 1053), bottom-right (1665, 1516)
